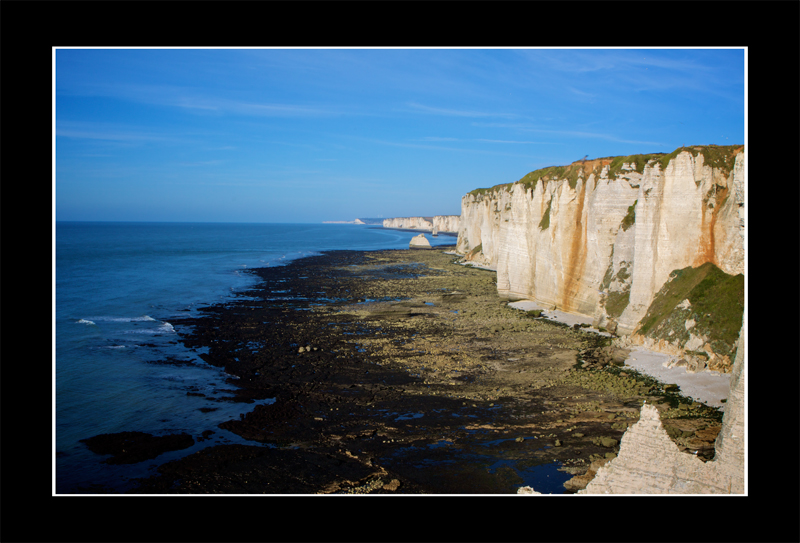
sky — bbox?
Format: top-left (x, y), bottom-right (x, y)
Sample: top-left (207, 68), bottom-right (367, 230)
top-left (54, 47), bottom-right (745, 223)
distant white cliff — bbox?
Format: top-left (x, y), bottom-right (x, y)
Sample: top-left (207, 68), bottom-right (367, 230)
top-left (323, 219), bottom-right (365, 224)
top-left (383, 215), bottom-right (460, 233)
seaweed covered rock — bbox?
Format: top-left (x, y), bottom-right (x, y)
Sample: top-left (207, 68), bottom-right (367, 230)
top-left (80, 431), bottom-right (195, 464)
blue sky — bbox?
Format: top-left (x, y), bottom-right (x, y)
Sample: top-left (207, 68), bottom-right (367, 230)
top-left (54, 47), bottom-right (745, 223)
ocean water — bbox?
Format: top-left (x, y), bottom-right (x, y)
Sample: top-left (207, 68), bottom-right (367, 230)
top-left (54, 221), bottom-right (456, 493)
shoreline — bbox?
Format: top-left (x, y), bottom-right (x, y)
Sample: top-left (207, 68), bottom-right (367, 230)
top-left (375, 226), bottom-right (459, 237)
top-left (78, 247), bottom-right (728, 494)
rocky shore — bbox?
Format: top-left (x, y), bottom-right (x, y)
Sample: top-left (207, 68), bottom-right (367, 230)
top-left (104, 247), bottom-right (726, 494)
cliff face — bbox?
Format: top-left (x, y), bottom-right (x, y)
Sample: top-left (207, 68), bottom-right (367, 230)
top-left (384, 216), bottom-right (433, 230)
top-left (456, 146), bottom-right (744, 359)
top-left (432, 215), bottom-right (461, 233)
top-left (383, 215), bottom-right (460, 233)
top-left (578, 320), bottom-right (745, 494)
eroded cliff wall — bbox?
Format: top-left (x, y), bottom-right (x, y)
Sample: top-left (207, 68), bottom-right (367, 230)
top-left (383, 215), bottom-right (460, 232)
top-left (456, 146), bottom-right (745, 357)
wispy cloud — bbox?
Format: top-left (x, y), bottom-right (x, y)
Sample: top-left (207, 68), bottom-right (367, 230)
top-left (60, 79), bottom-right (349, 119)
top-left (406, 101), bottom-right (515, 119)
top-left (178, 97), bottom-right (346, 118)
top-left (521, 128), bottom-right (663, 147)
top-left (472, 121), bottom-right (663, 147)
top-left (418, 136), bottom-right (460, 142)
top-left (341, 134), bottom-right (555, 159)
top-left (566, 86), bottom-right (595, 100)
top-left (176, 160), bottom-right (225, 167)
top-left (515, 48), bottom-right (742, 101)
top-left (476, 139), bottom-right (559, 145)
top-left (55, 122), bottom-right (185, 144)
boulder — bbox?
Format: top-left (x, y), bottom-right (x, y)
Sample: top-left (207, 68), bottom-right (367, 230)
top-left (599, 437), bottom-right (618, 448)
top-left (409, 234), bottom-right (431, 248)
top-left (563, 458), bottom-right (611, 491)
top-left (517, 486), bottom-right (542, 494)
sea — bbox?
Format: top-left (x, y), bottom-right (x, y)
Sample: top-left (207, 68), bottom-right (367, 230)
top-left (54, 221), bottom-right (457, 494)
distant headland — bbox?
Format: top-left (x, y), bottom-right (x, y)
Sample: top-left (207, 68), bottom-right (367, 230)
top-left (322, 219), bottom-right (366, 224)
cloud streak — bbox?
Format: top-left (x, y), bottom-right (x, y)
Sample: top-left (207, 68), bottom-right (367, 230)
top-left (55, 122), bottom-right (187, 144)
top-left (406, 101), bottom-right (515, 119)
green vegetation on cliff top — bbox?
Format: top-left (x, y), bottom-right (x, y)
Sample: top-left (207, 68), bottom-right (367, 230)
top-left (467, 144), bottom-right (743, 197)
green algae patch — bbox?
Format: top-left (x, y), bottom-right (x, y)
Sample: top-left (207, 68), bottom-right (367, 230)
top-left (559, 368), bottom-right (654, 399)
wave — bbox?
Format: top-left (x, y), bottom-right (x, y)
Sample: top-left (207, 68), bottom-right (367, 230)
top-left (86, 315), bottom-right (158, 323)
top-left (122, 321), bottom-right (175, 335)
top-left (80, 315), bottom-right (176, 335)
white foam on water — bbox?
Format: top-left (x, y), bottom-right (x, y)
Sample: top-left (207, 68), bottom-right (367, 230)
top-left (159, 322), bottom-right (175, 333)
top-left (84, 315), bottom-right (176, 335)
top-left (123, 325), bottom-right (175, 335)
top-left (86, 315), bottom-right (158, 323)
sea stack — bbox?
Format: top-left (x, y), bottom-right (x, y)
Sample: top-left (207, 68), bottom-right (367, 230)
top-left (409, 234), bottom-right (431, 249)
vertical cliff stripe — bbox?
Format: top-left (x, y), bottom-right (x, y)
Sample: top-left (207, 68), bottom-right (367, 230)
top-left (563, 178), bottom-right (588, 313)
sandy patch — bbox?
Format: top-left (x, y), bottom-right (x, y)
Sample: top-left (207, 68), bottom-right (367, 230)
top-left (507, 300), bottom-right (611, 336)
top-left (622, 346), bottom-right (731, 410)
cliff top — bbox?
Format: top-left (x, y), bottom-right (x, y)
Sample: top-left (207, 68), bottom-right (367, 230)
top-left (468, 144), bottom-right (744, 197)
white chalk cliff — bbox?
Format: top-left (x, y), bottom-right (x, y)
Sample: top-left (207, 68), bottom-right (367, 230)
top-left (456, 146), bottom-right (745, 345)
top-left (384, 215), bottom-right (460, 233)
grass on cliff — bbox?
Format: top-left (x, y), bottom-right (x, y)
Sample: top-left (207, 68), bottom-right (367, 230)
top-left (539, 198), bottom-right (552, 230)
top-left (621, 200), bottom-right (637, 231)
top-left (465, 144), bottom-right (744, 199)
top-left (519, 164), bottom-right (583, 192)
top-left (656, 144), bottom-right (743, 178)
top-left (606, 154), bottom-right (664, 180)
top-left (636, 262), bottom-right (744, 356)
top-left (606, 145), bottom-right (742, 180)
top-left (602, 263), bottom-right (633, 319)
